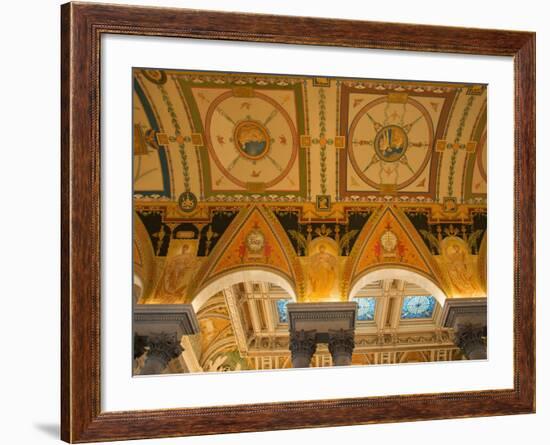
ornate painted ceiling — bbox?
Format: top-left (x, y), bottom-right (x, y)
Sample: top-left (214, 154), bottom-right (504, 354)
top-left (132, 68), bottom-right (487, 308)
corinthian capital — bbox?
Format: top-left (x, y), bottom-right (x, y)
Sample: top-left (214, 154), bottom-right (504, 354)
top-left (139, 332), bottom-right (184, 375)
top-left (328, 329), bottom-right (355, 355)
top-left (290, 329), bottom-right (317, 356)
top-left (289, 329), bottom-right (317, 368)
top-left (454, 323), bottom-right (487, 360)
top-left (147, 332), bottom-right (184, 363)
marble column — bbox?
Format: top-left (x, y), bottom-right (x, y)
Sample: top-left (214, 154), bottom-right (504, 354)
top-left (440, 298), bottom-right (487, 360)
top-left (133, 304), bottom-right (200, 375)
top-left (287, 302), bottom-right (358, 368)
top-left (289, 329), bottom-right (317, 368)
top-left (139, 332), bottom-right (184, 375)
top-left (454, 323), bottom-right (487, 360)
top-left (328, 328), bottom-right (355, 366)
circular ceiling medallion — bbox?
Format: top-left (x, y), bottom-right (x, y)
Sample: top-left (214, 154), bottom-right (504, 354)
top-left (177, 191), bottom-right (197, 213)
top-left (402, 296), bottom-right (434, 317)
top-left (347, 96), bottom-right (434, 190)
top-left (204, 91), bottom-right (298, 189)
top-left (141, 69), bottom-right (167, 85)
top-left (233, 120), bottom-right (271, 160)
top-left (245, 229), bottom-right (265, 253)
top-left (374, 125), bottom-right (408, 162)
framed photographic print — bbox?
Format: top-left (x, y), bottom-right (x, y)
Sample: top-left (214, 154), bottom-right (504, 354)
top-left (61, 2), bottom-right (535, 442)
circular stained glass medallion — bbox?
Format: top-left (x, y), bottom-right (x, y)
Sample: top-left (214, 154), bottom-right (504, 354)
top-left (401, 296), bottom-right (435, 319)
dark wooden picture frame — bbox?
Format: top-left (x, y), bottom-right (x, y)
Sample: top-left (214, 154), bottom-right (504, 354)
top-left (61, 2), bottom-right (535, 442)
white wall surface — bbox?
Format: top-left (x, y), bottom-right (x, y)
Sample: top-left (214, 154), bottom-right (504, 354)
top-left (0, 0), bottom-right (546, 444)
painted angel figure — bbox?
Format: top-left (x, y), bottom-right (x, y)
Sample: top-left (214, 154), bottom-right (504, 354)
top-left (161, 244), bottom-right (198, 299)
top-left (308, 244), bottom-right (338, 299)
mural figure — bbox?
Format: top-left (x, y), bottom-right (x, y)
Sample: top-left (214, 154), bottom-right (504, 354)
top-left (442, 237), bottom-right (478, 295)
top-left (160, 244), bottom-right (199, 299)
top-left (316, 194), bottom-right (331, 211)
top-left (308, 244), bottom-right (338, 299)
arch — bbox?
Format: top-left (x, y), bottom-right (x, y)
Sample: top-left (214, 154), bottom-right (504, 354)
top-left (191, 205), bottom-right (304, 301)
top-left (462, 103), bottom-right (487, 201)
top-left (192, 267), bottom-right (297, 313)
top-left (342, 205), bottom-right (451, 299)
top-left (478, 231), bottom-right (487, 293)
top-left (199, 329), bottom-right (238, 371)
top-left (133, 212), bottom-right (156, 301)
top-left (348, 265), bottom-right (448, 306)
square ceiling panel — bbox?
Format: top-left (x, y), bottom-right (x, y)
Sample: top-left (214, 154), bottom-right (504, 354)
top-left (401, 295), bottom-right (436, 319)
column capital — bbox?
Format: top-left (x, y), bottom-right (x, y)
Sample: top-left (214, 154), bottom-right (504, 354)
top-left (290, 329), bottom-right (317, 356)
top-left (133, 304), bottom-right (198, 375)
top-left (289, 329), bottom-right (317, 368)
top-left (440, 298), bottom-right (487, 360)
top-left (455, 323), bottom-right (487, 359)
top-left (328, 328), bottom-right (355, 356)
top-left (139, 332), bottom-right (184, 375)
top-left (328, 328), bottom-right (355, 366)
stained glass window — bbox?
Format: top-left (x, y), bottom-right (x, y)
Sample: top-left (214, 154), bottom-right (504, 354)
top-left (276, 299), bottom-right (289, 323)
top-left (401, 295), bottom-right (436, 319)
top-left (354, 297), bottom-right (376, 321)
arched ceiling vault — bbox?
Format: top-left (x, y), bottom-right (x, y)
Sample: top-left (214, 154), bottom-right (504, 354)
top-left (133, 68), bottom-right (487, 306)
top-left (133, 69), bottom-right (487, 204)
top-left (345, 206), bottom-right (451, 303)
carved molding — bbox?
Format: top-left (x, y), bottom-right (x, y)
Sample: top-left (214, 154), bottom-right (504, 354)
top-left (222, 288), bottom-right (249, 353)
top-left (133, 303), bottom-right (200, 337)
top-left (288, 302), bottom-right (357, 343)
top-left (440, 298), bottom-right (487, 329)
